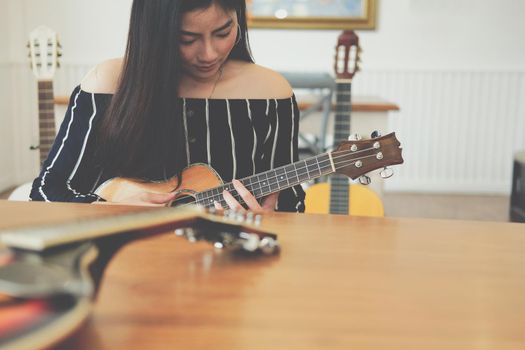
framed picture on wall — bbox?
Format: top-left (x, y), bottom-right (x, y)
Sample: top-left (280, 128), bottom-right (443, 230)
top-left (247, 0), bottom-right (377, 30)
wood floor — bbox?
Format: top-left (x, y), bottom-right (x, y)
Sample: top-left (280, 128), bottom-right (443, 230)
top-left (0, 187), bottom-right (511, 223)
top-left (383, 193), bottom-right (510, 222)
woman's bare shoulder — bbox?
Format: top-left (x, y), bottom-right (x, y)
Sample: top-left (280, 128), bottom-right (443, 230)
top-left (80, 58), bottom-right (123, 94)
top-left (227, 61), bottom-right (293, 99)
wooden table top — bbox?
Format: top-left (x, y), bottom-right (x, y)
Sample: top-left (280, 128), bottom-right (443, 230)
top-left (1, 200), bottom-right (524, 349)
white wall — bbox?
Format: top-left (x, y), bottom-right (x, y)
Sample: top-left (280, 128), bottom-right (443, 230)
top-left (2, 0), bottom-right (525, 194)
top-left (0, 0), bottom-right (14, 191)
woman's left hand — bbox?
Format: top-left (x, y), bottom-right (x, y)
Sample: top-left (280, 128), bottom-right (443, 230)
top-left (216, 179), bottom-right (278, 213)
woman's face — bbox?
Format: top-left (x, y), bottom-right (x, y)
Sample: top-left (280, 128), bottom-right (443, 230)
top-left (180, 3), bottom-right (238, 81)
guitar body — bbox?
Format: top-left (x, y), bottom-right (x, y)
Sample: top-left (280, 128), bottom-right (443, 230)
top-left (95, 164), bottom-right (224, 204)
top-left (305, 183), bottom-right (384, 216)
top-left (7, 183), bottom-right (32, 201)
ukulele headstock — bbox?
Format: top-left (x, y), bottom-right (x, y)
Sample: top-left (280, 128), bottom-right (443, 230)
top-left (334, 30), bottom-right (361, 80)
top-left (333, 132), bottom-right (403, 179)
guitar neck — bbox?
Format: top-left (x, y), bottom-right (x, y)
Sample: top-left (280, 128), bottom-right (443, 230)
top-left (196, 153), bottom-right (338, 208)
top-left (330, 79), bottom-right (352, 214)
top-left (38, 80), bottom-right (56, 165)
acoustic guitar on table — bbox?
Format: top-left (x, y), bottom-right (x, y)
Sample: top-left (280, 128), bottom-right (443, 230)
top-left (9, 26), bottom-right (61, 201)
top-left (0, 205), bottom-right (280, 349)
top-left (305, 30), bottom-right (385, 216)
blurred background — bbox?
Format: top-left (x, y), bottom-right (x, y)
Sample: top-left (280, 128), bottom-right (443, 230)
top-left (0, 0), bottom-right (524, 221)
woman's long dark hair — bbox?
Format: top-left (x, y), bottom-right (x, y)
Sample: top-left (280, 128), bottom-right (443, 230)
top-left (97, 0), bottom-right (253, 179)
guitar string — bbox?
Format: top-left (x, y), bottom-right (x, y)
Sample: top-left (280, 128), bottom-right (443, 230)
top-left (170, 146), bottom-right (383, 207)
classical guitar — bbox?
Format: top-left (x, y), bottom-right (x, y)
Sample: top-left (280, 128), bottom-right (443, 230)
top-left (305, 30), bottom-right (384, 216)
top-left (94, 133), bottom-right (403, 207)
top-left (9, 26), bottom-right (61, 201)
top-left (0, 205), bottom-right (278, 349)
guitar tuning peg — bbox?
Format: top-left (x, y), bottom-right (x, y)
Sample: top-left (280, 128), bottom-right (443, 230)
top-left (380, 167), bottom-right (394, 179)
top-left (371, 130), bottom-right (381, 138)
top-left (359, 175), bottom-right (371, 185)
top-left (254, 214), bottom-right (262, 226)
top-left (348, 133), bottom-right (362, 141)
top-left (235, 211), bottom-right (245, 222)
top-left (240, 232), bottom-right (260, 252)
top-left (259, 236), bottom-right (279, 255)
top-left (57, 62), bottom-right (61, 68)
top-left (246, 211), bottom-right (254, 224)
top-left (26, 42), bottom-right (30, 48)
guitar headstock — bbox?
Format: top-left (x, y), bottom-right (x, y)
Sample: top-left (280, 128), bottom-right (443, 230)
top-left (176, 208), bottom-right (279, 255)
top-left (0, 205), bottom-right (279, 255)
top-left (27, 26), bottom-right (61, 81)
top-left (333, 132), bottom-right (403, 179)
top-left (334, 30), bottom-right (361, 80)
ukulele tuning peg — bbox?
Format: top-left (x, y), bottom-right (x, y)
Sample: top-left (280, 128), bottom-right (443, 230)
top-left (348, 133), bottom-right (362, 141)
top-left (359, 175), bottom-right (371, 185)
top-left (380, 167), bottom-right (394, 179)
top-left (371, 130), bottom-right (381, 138)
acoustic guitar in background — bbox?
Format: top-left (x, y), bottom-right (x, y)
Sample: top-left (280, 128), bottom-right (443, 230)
top-left (305, 30), bottom-right (385, 216)
top-left (8, 26), bottom-right (61, 201)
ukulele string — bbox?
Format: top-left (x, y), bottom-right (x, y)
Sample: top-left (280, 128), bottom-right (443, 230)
top-left (170, 146), bottom-right (381, 208)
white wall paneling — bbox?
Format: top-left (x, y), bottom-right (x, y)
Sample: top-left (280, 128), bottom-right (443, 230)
top-left (353, 70), bottom-right (525, 194)
top-left (2, 0), bottom-right (525, 194)
top-left (6, 65), bottom-right (524, 194)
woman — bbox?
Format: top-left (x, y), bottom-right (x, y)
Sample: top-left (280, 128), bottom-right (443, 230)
top-left (30, 0), bottom-right (305, 213)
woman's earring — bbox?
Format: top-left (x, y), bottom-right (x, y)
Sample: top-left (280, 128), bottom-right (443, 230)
top-left (235, 25), bottom-right (242, 45)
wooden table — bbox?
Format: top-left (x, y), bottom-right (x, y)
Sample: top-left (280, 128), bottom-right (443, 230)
top-left (1, 200), bottom-right (525, 349)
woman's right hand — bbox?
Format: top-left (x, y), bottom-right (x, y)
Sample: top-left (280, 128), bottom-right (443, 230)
top-left (93, 192), bottom-right (177, 206)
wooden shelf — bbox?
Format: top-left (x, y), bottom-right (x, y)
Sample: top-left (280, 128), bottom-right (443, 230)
top-left (55, 95), bottom-right (399, 112)
top-left (297, 95), bottom-right (399, 113)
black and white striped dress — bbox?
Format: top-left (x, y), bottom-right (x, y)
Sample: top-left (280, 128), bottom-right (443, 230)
top-left (30, 86), bottom-right (306, 212)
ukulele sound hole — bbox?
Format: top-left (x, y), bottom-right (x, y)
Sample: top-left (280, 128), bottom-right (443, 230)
top-left (170, 195), bottom-right (196, 207)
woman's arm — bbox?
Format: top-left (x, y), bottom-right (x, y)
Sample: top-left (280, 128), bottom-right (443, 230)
top-left (30, 86), bottom-right (107, 203)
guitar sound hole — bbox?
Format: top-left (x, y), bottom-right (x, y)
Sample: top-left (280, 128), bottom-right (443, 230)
top-left (170, 195), bottom-right (196, 207)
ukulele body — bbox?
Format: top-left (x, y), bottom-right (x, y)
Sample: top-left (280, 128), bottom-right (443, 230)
top-left (95, 163), bottom-right (223, 205)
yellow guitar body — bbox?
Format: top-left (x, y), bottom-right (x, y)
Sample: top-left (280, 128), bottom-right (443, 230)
top-left (305, 183), bottom-right (384, 217)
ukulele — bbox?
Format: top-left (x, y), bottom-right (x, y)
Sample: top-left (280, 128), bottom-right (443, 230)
top-left (305, 30), bottom-right (384, 216)
top-left (0, 205), bottom-right (278, 349)
top-left (9, 26), bottom-right (61, 201)
top-left (93, 133), bottom-right (403, 207)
